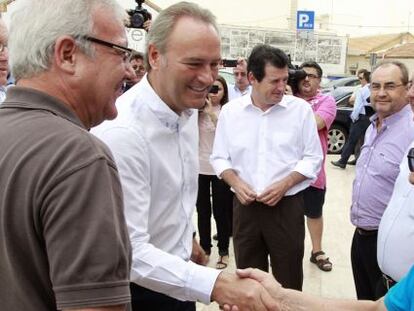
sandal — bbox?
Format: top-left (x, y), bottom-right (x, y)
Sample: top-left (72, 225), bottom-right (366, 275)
top-left (310, 251), bottom-right (332, 272)
top-left (216, 255), bottom-right (229, 270)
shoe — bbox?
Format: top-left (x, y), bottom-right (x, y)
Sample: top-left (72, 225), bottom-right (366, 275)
top-left (331, 160), bottom-right (346, 169)
top-left (347, 159), bottom-right (357, 165)
top-left (212, 234), bottom-right (218, 241)
top-left (310, 251), bottom-right (332, 272)
top-left (216, 255), bottom-right (229, 269)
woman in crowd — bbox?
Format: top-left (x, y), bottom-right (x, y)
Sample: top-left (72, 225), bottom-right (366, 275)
top-left (197, 75), bottom-right (233, 269)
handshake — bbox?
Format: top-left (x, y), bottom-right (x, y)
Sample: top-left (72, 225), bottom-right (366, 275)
top-left (211, 268), bottom-right (283, 311)
top-left (211, 268), bottom-right (386, 311)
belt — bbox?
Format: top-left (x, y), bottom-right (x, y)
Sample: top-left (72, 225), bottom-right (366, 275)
top-left (356, 228), bottom-right (378, 236)
top-left (382, 273), bottom-right (397, 291)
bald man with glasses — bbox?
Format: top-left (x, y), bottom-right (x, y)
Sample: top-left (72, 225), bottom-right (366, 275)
top-left (346, 61), bottom-right (414, 301)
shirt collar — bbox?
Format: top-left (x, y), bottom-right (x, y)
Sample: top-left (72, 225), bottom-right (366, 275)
top-left (141, 75), bottom-right (193, 131)
top-left (370, 103), bottom-right (412, 127)
top-left (0, 86), bottom-right (85, 129)
top-left (297, 90), bottom-right (323, 105)
top-left (242, 93), bottom-right (291, 112)
top-left (234, 84), bottom-right (251, 95)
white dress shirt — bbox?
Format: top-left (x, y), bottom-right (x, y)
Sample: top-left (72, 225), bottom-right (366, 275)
top-left (211, 94), bottom-right (323, 195)
top-left (377, 142), bottom-right (414, 281)
top-left (92, 76), bottom-right (220, 304)
top-left (228, 84), bottom-right (252, 101)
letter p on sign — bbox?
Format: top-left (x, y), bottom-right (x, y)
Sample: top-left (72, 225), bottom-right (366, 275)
top-left (296, 11), bottom-right (315, 30)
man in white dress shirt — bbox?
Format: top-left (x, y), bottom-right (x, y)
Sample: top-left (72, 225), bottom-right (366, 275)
top-left (211, 44), bottom-right (323, 291)
top-left (93, 2), bottom-right (274, 311)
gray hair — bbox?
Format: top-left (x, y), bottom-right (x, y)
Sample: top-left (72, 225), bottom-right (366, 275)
top-left (373, 60), bottom-right (409, 85)
top-left (9, 0), bottom-right (126, 81)
top-left (145, 1), bottom-right (218, 70)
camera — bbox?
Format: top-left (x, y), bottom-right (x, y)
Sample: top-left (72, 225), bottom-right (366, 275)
top-left (287, 54), bottom-right (307, 95)
top-left (127, 0), bottom-right (152, 29)
top-left (222, 59), bottom-right (238, 67)
top-left (209, 85), bottom-right (219, 94)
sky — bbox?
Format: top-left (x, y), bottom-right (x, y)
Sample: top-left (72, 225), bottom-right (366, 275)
top-left (119, 0), bottom-right (414, 37)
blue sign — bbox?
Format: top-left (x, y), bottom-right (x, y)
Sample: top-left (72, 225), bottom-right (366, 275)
top-left (297, 11), bottom-right (315, 30)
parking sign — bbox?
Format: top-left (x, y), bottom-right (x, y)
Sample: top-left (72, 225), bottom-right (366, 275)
top-left (297, 11), bottom-right (315, 30)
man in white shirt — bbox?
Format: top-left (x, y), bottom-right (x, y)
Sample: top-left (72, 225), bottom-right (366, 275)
top-left (211, 44), bottom-right (323, 290)
top-left (228, 58), bottom-right (252, 100)
top-left (93, 2), bottom-right (273, 311)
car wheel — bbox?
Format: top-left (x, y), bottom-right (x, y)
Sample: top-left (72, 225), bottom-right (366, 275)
top-left (328, 124), bottom-right (348, 154)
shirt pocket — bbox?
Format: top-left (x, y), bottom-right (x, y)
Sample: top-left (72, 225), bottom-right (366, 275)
top-left (271, 132), bottom-right (297, 163)
top-left (369, 151), bottom-right (400, 181)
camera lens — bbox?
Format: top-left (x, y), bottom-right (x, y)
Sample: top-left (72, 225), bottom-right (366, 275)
top-left (131, 12), bottom-right (144, 28)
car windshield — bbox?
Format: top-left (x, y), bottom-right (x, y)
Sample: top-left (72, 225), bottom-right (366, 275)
top-left (219, 69), bottom-right (235, 85)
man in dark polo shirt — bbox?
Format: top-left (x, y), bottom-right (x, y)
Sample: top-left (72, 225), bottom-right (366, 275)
top-left (0, 0), bottom-right (132, 310)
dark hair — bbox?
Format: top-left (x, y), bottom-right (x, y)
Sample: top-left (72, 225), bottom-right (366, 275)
top-left (300, 61), bottom-right (323, 78)
top-left (357, 68), bottom-right (368, 75)
top-left (247, 44), bottom-right (289, 82)
top-left (362, 71), bottom-right (371, 83)
top-left (216, 75), bottom-right (229, 106)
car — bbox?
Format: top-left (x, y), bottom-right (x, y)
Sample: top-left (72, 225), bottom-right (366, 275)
top-left (219, 68), bottom-right (235, 86)
top-left (321, 76), bottom-right (361, 93)
top-left (327, 87), bottom-right (356, 154)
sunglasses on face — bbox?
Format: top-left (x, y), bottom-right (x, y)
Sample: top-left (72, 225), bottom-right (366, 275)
top-left (408, 148), bottom-right (414, 172)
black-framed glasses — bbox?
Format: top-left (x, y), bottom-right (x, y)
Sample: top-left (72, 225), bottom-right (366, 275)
top-left (408, 148), bottom-right (414, 172)
top-left (306, 73), bottom-right (319, 79)
top-left (132, 64), bottom-right (146, 74)
top-left (83, 36), bottom-right (134, 62)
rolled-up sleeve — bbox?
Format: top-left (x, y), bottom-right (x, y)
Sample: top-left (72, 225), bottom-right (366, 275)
top-left (293, 107), bottom-right (323, 180)
top-left (210, 107), bottom-right (233, 177)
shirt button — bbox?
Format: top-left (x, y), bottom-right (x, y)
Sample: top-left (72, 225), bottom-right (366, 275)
top-left (364, 165), bottom-right (367, 168)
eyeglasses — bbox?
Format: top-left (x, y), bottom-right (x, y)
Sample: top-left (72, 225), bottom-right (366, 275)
top-left (132, 64), bottom-right (146, 73)
top-left (305, 73), bottom-right (319, 79)
top-left (407, 148), bottom-right (414, 172)
top-left (83, 36), bottom-right (134, 62)
top-left (0, 43), bottom-right (7, 53)
top-left (370, 83), bottom-right (406, 92)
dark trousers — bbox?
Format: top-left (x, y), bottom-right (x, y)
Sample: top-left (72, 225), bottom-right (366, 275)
top-left (130, 283), bottom-right (196, 311)
top-left (233, 193), bottom-right (305, 290)
top-left (350, 229), bottom-right (383, 300)
top-left (196, 174), bottom-right (233, 256)
top-left (339, 115), bottom-right (371, 164)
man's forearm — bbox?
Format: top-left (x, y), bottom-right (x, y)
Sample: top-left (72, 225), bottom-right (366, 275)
top-left (220, 169), bottom-right (241, 188)
top-left (282, 171), bottom-right (307, 190)
top-left (278, 288), bottom-right (386, 311)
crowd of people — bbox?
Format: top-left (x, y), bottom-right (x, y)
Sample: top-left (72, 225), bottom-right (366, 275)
top-left (0, 1), bottom-right (414, 311)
